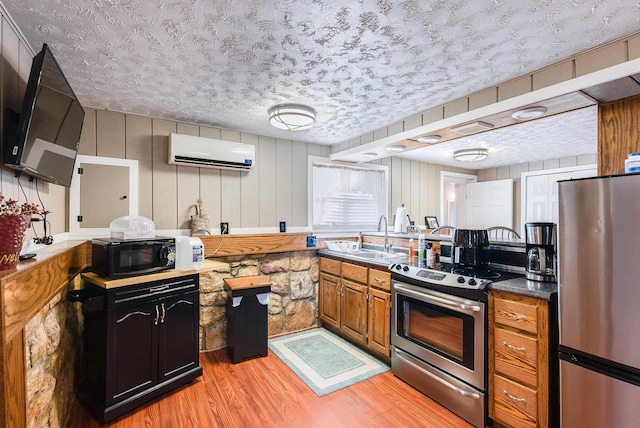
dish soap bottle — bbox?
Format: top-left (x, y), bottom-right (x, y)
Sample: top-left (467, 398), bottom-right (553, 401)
top-left (409, 238), bottom-right (415, 265)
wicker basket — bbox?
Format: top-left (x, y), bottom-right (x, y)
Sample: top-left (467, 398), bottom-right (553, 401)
top-left (0, 215), bottom-right (30, 270)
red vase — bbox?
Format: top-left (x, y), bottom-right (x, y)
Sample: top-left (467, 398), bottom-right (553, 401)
top-left (0, 215), bottom-right (30, 270)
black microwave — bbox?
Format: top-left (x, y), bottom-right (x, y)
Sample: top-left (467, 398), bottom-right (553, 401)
top-left (91, 237), bottom-right (176, 279)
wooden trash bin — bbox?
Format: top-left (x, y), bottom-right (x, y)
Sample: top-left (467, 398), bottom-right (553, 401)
top-left (224, 275), bottom-right (271, 363)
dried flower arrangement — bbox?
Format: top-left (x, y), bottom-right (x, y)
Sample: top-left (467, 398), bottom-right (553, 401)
top-left (0, 194), bottom-right (48, 216)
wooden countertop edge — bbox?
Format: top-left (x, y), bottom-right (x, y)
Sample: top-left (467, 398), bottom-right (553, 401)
top-left (81, 259), bottom-right (227, 289)
top-left (2, 240), bottom-right (91, 344)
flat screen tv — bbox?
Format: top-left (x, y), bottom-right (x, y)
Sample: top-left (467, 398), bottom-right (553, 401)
top-left (3, 43), bottom-right (85, 187)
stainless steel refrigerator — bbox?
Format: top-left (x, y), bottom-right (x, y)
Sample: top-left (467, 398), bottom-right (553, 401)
top-left (558, 173), bottom-right (640, 427)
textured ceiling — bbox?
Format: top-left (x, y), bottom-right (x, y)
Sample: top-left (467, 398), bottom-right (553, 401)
top-left (3, 0), bottom-right (640, 147)
top-left (398, 106), bottom-right (597, 168)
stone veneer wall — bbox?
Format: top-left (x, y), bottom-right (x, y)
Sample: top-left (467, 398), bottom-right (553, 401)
top-left (24, 276), bottom-right (83, 428)
top-left (199, 251), bottom-right (319, 351)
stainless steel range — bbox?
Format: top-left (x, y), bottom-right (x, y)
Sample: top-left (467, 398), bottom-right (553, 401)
top-left (390, 261), bottom-right (502, 428)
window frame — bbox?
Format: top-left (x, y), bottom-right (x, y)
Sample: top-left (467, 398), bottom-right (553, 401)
top-left (307, 156), bottom-right (389, 233)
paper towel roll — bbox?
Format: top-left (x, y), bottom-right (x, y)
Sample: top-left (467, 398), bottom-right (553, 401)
top-left (394, 205), bottom-right (408, 233)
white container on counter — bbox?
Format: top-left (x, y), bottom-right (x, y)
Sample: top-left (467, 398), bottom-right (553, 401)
top-left (175, 236), bottom-right (204, 270)
top-left (625, 153), bottom-right (640, 173)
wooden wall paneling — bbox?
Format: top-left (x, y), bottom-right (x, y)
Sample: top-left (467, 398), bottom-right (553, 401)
top-left (3, 331), bottom-right (25, 428)
top-left (400, 158), bottom-right (411, 212)
top-left (17, 41), bottom-right (30, 93)
top-left (598, 95), bottom-right (640, 175)
top-left (200, 232), bottom-right (312, 256)
top-left (307, 143), bottom-right (322, 157)
top-left (2, 330), bottom-right (27, 428)
top-left (2, 20), bottom-right (21, 114)
top-left (175, 123), bottom-right (201, 229)
top-left (219, 130), bottom-right (241, 231)
top-left (151, 119), bottom-right (178, 229)
top-left (419, 162), bottom-right (430, 221)
top-left (321, 145), bottom-right (331, 157)
top-left (390, 157), bottom-right (402, 218)
top-left (380, 157), bottom-right (392, 219)
top-left (410, 160), bottom-right (420, 225)
top-left (125, 115), bottom-right (153, 219)
top-left (291, 142), bottom-right (307, 227)
top-left (427, 163), bottom-right (441, 217)
top-left (77, 108), bottom-right (97, 155)
top-left (240, 133), bottom-right (260, 228)
top-left (0, 18), bottom-right (21, 196)
top-left (46, 183), bottom-right (67, 235)
top-left (198, 126), bottom-right (222, 229)
top-left (258, 136), bottom-right (277, 227)
top-left (95, 110), bottom-right (126, 158)
top-left (276, 139), bottom-right (293, 226)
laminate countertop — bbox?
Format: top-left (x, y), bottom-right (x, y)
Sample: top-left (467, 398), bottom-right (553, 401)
top-left (319, 249), bottom-right (557, 300)
top-left (489, 277), bottom-right (557, 300)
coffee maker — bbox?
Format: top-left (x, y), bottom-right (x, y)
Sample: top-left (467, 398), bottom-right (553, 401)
top-left (525, 222), bottom-right (557, 282)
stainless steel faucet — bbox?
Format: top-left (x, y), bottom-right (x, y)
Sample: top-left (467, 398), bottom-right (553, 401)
top-left (407, 224), bottom-right (423, 234)
top-left (377, 215), bottom-right (390, 251)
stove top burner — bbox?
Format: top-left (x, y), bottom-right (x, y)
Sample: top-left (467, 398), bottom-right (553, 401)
top-left (453, 266), bottom-right (501, 280)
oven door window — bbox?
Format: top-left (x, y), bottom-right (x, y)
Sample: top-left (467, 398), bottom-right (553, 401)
top-left (397, 294), bottom-right (475, 370)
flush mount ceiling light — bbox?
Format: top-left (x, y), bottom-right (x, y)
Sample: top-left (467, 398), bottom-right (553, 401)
top-left (451, 121), bottom-right (494, 135)
top-left (362, 152), bottom-right (378, 158)
top-left (453, 148), bottom-right (489, 162)
top-left (385, 145), bottom-right (406, 152)
top-left (417, 135), bottom-right (442, 144)
top-left (268, 104), bottom-right (316, 131)
top-left (511, 106), bottom-right (548, 120)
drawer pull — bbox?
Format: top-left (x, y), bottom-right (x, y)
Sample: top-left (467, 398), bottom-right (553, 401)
top-left (502, 341), bottom-right (526, 352)
top-left (500, 310), bottom-right (527, 321)
top-left (503, 390), bottom-right (526, 403)
top-left (373, 276), bottom-right (385, 283)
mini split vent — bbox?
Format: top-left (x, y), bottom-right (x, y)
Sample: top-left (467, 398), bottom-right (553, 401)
top-left (168, 133), bottom-right (255, 171)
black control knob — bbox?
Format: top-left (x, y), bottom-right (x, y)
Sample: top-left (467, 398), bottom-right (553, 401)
top-left (457, 276), bottom-right (466, 284)
top-left (395, 264), bottom-right (402, 270)
top-left (468, 278), bottom-right (477, 286)
top-left (402, 265), bottom-right (410, 272)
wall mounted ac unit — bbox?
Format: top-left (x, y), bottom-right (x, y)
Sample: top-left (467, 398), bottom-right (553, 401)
top-left (168, 133), bottom-right (255, 171)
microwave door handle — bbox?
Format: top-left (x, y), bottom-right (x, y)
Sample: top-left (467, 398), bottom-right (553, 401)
top-left (394, 284), bottom-right (481, 313)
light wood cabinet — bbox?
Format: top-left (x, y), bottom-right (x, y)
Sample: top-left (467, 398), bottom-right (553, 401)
top-left (319, 258), bottom-right (391, 359)
top-left (319, 258), bottom-right (341, 330)
top-left (489, 290), bottom-right (558, 428)
top-left (341, 278), bottom-right (368, 344)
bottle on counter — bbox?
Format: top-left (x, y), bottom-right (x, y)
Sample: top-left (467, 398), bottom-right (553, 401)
top-left (418, 234), bottom-right (426, 262)
top-left (409, 238), bottom-right (415, 265)
top-left (431, 244), bottom-right (437, 267)
top-left (425, 242), bottom-right (432, 265)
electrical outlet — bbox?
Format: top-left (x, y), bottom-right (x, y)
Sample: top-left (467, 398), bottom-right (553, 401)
top-left (220, 222), bottom-right (229, 234)
top-left (279, 221), bottom-right (286, 233)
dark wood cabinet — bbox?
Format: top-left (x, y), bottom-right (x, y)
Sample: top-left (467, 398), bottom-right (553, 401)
top-left (80, 272), bottom-right (202, 423)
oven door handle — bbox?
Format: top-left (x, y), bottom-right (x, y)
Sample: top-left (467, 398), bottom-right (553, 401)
top-left (394, 284), bottom-right (482, 313)
top-left (395, 348), bottom-right (482, 400)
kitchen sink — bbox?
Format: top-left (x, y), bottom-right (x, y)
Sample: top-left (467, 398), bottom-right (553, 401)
top-left (346, 249), bottom-right (405, 259)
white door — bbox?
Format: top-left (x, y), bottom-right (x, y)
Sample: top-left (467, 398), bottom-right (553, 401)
top-left (464, 179), bottom-right (513, 229)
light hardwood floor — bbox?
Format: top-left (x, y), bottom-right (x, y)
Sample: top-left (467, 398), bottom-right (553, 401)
top-left (66, 348), bottom-right (474, 428)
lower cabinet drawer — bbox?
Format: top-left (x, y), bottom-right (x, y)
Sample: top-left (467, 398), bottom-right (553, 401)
top-left (493, 375), bottom-right (538, 428)
top-left (342, 262), bottom-right (368, 283)
top-left (494, 328), bottom-right (538, 388)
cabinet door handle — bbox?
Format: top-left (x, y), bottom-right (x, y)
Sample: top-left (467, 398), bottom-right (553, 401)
top-left (502, 341), bottom-right (526, 352)
top-left (154, 305), bottom-right (159, 325)
top-left (500, 310), bottom-right (527, 321)
top-left (160, 303), bottom-right (166, 323)
top-left (503, 390), bottom-right (526, 403)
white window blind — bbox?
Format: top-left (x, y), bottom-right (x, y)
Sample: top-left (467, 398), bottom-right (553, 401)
top-left (309, 157), bottom-right (388, 232)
